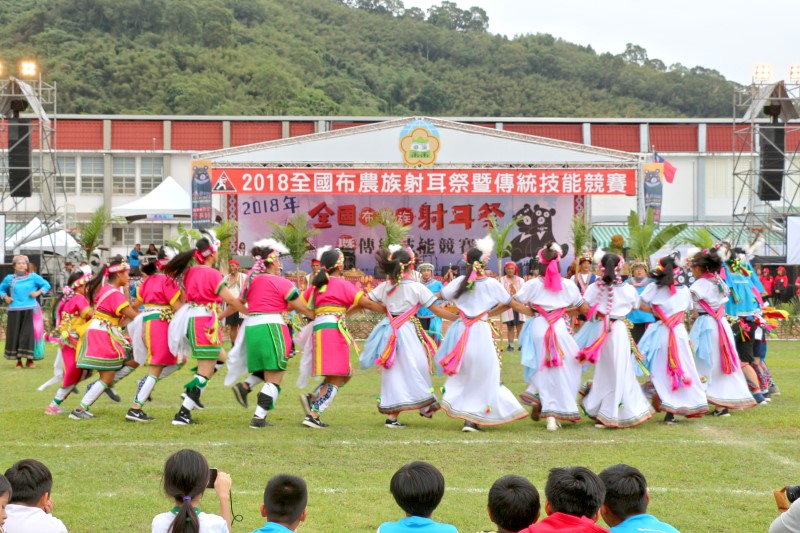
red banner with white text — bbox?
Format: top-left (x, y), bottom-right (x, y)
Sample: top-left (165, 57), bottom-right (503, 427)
top-left (211, 168), bottom-right (636, 196)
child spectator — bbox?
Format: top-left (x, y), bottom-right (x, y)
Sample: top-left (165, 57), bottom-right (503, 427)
top-left (483, 474), bottom-right (540, 533)
top-left (2, 459), bottom-right (67, 533)
top-left (378, 461), bottom-right (457, 532)
top-left (151, 449), bottom-right (232, 533)
top-left (518, 467), bottom-right (608, 532)
top-left (0, 474), bottom-right (11, 533)
top-left (251, 474), bottom-right (308, 532)
top-left (599, 465), bottom-right (678, 532)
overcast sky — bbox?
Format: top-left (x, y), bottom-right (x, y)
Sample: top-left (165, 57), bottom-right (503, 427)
top-left (402, 0), bottom-right (798, 85)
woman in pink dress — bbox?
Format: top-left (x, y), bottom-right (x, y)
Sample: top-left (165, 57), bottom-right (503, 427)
top-left (44, 272), bottom-right (93, 415)
top-left (70, 256), bottom-right (141, 420)
top-left (125, 248), bottom-right (184, 423)
top-left (298, 246), bottom-right (385, 429)
top-left (165, 232), bottom-right (248, 426)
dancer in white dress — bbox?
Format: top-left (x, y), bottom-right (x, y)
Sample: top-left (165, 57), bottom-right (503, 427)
top-left (436, 236), bottom-right (528, 432)
top-left (361, 246), bottom-right (457, 428)
top-left (579, 251), bottom-right (655, 429)
top-left (508, 242), bottom-right (588, 431)
top-left (687, 247), bottom-right (756, 416)
top-left (637, 253), bottom-right (709, 423)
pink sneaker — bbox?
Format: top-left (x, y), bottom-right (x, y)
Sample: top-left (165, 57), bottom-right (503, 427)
top-left (45, 403), bottom-right (68, 415)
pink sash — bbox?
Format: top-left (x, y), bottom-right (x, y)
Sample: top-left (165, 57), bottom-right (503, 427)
top-left (652, 305), bottom-right (692, 390)
top-left (577, 314), bottom-right (609, 365)
top-left (533, 305), bottom-right (567, 367)
top-left (377, 304), bottom-right (421, 369)
top-left (439, 311), bottom-right (487, 376)
top-left (696, 300), bottom-right (739, 375)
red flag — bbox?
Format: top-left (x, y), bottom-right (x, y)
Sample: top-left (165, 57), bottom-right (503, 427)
top-left (654, 152), bottom-right (676, 184)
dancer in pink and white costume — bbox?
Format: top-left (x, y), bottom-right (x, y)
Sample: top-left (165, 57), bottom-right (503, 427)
top-left (579, 251), bottom-right (654, 429)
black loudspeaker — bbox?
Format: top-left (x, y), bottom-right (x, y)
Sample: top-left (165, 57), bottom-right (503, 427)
top-left (8, 119), bottom-right (32, 198)
top-left (758, 125), bottom-right (785, 201)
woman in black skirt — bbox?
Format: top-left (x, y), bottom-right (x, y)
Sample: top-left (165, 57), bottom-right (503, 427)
top-left (1, 255), bottom-right (51, 368)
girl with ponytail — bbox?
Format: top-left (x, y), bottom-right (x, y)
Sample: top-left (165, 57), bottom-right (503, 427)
top-left (224, 239), bottom-right (313, 429)
top-left (637, 253), bottom-right (709, 423)
top-left (577, 251), bottom-right (655, 429)
top-left (125, 247), bottom-right (184, 423)
top-left (687, 247), bottom-right (757, 416)
top-left (44, 271), bottom-right (94, 415)
top-left (360, 246), bottom-right (457, 428)
top-left (165, 231), bottom-right (248, 426)
top-left (297, 246), bottom-right (385, 428)
top-left (436, 236), bottom-right (528, 432)
top-left (508, 242), bottom-right (590, 431)
top-left (69, 255), bottom-right (141, 420)
top-left (151, 449), bottom-right (232, 533)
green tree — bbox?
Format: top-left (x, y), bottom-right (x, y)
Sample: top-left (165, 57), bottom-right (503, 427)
top-left (487, 214), bottom-right (521, 274)
top-left (626, 208), bottom-right (687, 267)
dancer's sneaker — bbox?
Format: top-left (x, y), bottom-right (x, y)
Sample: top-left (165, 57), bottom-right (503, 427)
top-left (172, 407), bottom-right (198, 426)
top-left (15, 359), bottom-right (23, 369)
top-left (181, 388), bottom-right (205, 410)
top-left (69, 408), bottom-right (94, 420)
top-left (664, 413), bottom-right (678, 424)
top-left (25, 359), bottom-right (35, 369)
top-left (302, 414), bottom-right (328, 429)
top-left (712, 408), bottom-right (730, 417)
top-left (232, 383), bottom-right (250, 408)
top-left (546, 416), bottom-right (560, 431)
top-left (530, 402), bottom-right (542, 422)
top-left (769, 383), bottom-right (781, 396)
top-left (462, 421), bottom-right (481, 432)
top-left (299, 393), bottom-right (314, 416)
top-left (103, 386), bottom-right (121, 403)
top-left (419, 401), bottom-right (441, 419)
top-left (125, 408), bottom-right (154, 422)
top-left (249, 416), bottom-right (272, 429)
top-left (44, 403), bottom-right (68, 415)
top-left (385, 419), bottom-right (406, 429)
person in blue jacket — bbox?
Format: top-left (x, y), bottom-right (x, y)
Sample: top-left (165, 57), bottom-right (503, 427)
top-left (1, 255), bottom-right (51, 368)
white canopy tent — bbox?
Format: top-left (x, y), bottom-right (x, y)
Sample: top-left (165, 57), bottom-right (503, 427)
top-left (14, 229), bottom-right (81, 255)
top-left (111, 176), bottom-right (191, 221)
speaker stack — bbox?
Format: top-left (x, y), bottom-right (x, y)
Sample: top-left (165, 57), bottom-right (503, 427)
top-left (7, 118), bottom-right (32, 198)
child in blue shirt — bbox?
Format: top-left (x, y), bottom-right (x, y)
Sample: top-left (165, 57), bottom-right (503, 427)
top-left (250, 474), bottom-right (308, 533)
top-left (599, 464), bottom-right (679, 533)
top-left (377, 462), bottom-right (457, 533)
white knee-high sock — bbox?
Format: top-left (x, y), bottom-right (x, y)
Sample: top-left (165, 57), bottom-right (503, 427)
top-left (53, 385), bottom-right (75, 405)
top-left (80, 381), bottom-right (108, 410)
top-left (311, 383), bottom-right (338, 414)
top-left (254, 382), bottom-right (280, 418)
top-left (159, 364), bottom-right (180, 380)
top-left (113, 366), bottom-right (135, 383)
top-left (245, 374), bottom-right (264, 388)
top-left (135, 375), bottom-right (158, 407)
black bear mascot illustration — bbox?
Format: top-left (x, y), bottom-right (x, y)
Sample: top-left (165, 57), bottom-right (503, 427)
top-left (643, 168), bottom-right (663, 224)
top-left (509, 204), bottom-right (569, 262)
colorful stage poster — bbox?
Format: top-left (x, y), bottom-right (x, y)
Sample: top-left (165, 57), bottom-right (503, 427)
top-left (235, 194), bottom-right (575, 276)
top-left (191, 159), bottom-right (213, 229)
top-left (642, 163), bottom-right (664, 225)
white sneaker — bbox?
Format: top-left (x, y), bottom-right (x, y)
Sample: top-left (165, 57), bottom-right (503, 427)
top-left (546, 416), bottom-right (560, 431)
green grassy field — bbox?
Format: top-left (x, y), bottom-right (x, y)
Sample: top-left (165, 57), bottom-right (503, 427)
top-left (0, 340), bottom-right (798, 533)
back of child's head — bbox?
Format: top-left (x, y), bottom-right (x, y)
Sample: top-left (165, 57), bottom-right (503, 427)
top-left (0, 474), bottom-right (12, 500)
top-left (544, 467), bottom-right (605, 519)
top-left (162, 449), bottom-right (209, 533)
top-left (3, 459), bottom-right (52, 505)
top-left (598, 464), bottom-right (648, 521)
top-left (488, 474), bottom-right (540, 532)
top-left (263, 474), bottom-right (307, 524)
top-left (390, 461), bottom-right (446, 518)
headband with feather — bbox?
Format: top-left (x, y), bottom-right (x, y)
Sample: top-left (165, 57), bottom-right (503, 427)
top-left (474, 235), bottom-right (494, 262)
top-left (316, 245), bottom-right (333, 261)
top-left (254, 238), bottom-right (290, 257)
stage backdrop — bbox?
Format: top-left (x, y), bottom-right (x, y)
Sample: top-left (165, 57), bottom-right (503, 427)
top-left (234, 194), bottom-right (576, 276)
top-left (788, 216), bottom-right (800, 266)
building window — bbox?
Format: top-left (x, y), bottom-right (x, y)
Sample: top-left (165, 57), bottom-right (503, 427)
top-left (111, 225), bottom-right (136, 247)
top-left (81, 156), bottom-right (105, 194)
top-left (140, 157), bottom-right (164, 193)
top-left (57, 156), bottom-right (77, 193)
top-left (140, 226), bottom-right (165, 247)
top-left (112, 157), bottom-right (136, 194)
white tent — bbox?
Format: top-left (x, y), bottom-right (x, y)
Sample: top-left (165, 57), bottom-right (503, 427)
top-left (111, 176), bottom-right (191, 221)
top-left (14, 229), bottom-right (81, 256)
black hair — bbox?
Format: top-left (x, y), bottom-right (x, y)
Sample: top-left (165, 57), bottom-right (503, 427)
top-left (376, 247), bottom-right (412, 286)
top-left (599, 464), bottom-right (648, 520)
top-left (488, 475), bottom-right (540, 532)
top-left (0, 473), bottom-right (11, 500)
top-left (600, 253), bottom-right (621, 285)
top-left (140, 247), bottom-right (168, 277)
top-left (648, 254), bottom-right (679, 289)
top-left (3, 459), bottom-right (53, 505)
top-left (162, 449), bottom-right (210, 533)
top-left (85, 255), bottom-right (126, 306)
top-left (164, 238), bottom-right (213, 279)
top-left (263, 474), bottom-right (308, 524)
top-left (692, 249), bottom-right (723, 274)
top-left (311, 249), bottom-right (343, 291)
top-left (389, 461), bottom-right (446, 518)
top-left (544, 466), bottom-right (605, 518)
top-left (539, 241), bottom-right (561, 262)
top-left (52, 270), bottom-right (87, 323)
top-left (453, 248), bottom-right (484, 299)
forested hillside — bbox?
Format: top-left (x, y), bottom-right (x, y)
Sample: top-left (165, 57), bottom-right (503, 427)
top-left (0, 0), bottom-right (734, 117)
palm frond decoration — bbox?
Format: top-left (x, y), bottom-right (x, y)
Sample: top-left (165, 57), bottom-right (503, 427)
top-left (487, 214), bottom-right (521, 273)
top-left (374, 208), bottom-right (411, 247)
top-left (676, 227), bottom-right (716, 249)
top-left (570, 214), bottom-right (592, 262)
top-left (626, 208), bottom-right (687, 266)
top-left (77, 205), bottom-right (110, 256)
top-left (166, 224), bottom-right (201, 252)
top-left (268, 213), bottom-right (320, 273)
top-left (212, 219), bottom-right (238, 267)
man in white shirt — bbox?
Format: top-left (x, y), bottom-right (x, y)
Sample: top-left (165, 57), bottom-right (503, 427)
top-left (3, 459), bottom-right (68, 533)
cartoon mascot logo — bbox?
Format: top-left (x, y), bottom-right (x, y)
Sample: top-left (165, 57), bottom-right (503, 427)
top-left (400, 120), bottom-right (441, 166)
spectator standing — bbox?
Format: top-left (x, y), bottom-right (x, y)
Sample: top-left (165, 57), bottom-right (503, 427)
top-left (129, 243), bottom-right (142, 276)
top-left (773, 267), bottom-right (790, 303)
top-left (759, 267), bottom-right (774, 303)
top-left (518, 467), bottom-right (608, 532)
top-left (598, 464), bottom-right (678, 533)
top-left (3, 459), bottom-right (68, 533)
top-left (1, 255), bottom-right (51, 368)
top-left (250, 474), bottom-right (308, 533)
top-left (58, 261), bottom-right (75, 291)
